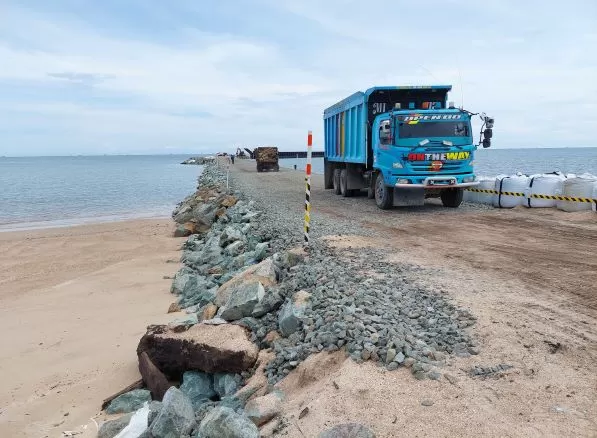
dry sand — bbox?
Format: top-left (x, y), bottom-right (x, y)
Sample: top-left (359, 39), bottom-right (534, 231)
top-left (0, 219), bottom-right (185, 437)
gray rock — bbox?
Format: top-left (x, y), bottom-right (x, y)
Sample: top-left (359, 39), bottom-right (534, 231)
top-left (386, 362), bottom-right (399, 371)
top-left (106, 389), bottom-right (152, 414)
top-left (213, 373), bottom-right (242, 398)
top-left (167, 314), bottom-right (198, 332)
top-left (421, 399), bottom-right (434, 406)
top-left (318, 423), bottom-right (376, 438)
top-left (219, 281), bottom-right (265, 321)
top-left (179, 371), bottom-right (216, 409)
top-left (150, 387), bottom-right (197, 438)
top-left (197, 406), bottom-right (259, 438)
top-left (252, 290), bottom-right (283, 318)
top-left (224, 241), bottom-right (245, 257)
top-left (253, 242), bottom-right (269, 261)
top-left (220, 226), bottom-right (244, 247)
top-left (170, 269), bottom-right (193, 295)
top-left (98, 413), bottom-right (133, 438)
top-left (148, 401), bottom-right (163, 427)
top-left (385, 348), bottom-right (397, 364)
top-left (278, 291), bottom-right (311, 337)
top-left (394, 352), bottom-right (406, 364)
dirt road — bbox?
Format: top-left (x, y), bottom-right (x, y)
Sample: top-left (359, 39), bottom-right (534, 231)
top-left (232, 159), bottom-right (597, 437)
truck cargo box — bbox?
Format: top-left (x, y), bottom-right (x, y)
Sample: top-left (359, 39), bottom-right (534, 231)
top-left (323, 86), bottom-right (452, 166)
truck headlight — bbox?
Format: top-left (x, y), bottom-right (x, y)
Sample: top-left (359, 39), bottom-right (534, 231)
top-left (392, 162), bottom-right (403, 169)
top-left (396, 179), bottom-right (410, 184)
top-left (463, 176), bottom-right (475, 183)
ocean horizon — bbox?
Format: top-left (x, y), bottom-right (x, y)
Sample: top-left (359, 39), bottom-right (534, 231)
top-left (1, 147), bottom-right (595, 231)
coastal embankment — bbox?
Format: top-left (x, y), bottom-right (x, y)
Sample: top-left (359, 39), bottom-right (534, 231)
top-left (2, 159), bottom-right (595, 437)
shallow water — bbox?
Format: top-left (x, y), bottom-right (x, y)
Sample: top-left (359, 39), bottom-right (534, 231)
top-left (0, 155), bottom-right (201, 231)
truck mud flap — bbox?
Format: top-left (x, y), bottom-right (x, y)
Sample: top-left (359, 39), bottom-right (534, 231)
top-left (393, 187), bottom-right (425, 206)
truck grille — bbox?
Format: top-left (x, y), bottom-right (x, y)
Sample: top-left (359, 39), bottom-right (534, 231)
top-left (408, 161), bottom-right (465, 173)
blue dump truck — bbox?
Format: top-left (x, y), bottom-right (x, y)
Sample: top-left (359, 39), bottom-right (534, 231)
top-left (323, 85), bottom-right (494, 209)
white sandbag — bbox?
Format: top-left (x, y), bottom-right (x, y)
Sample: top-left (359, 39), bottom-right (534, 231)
top-left (524, 172), bottom-right (566, 208)
top-left (494, 174), bottom-right (529, 208)
top-left (464, 176), bottom-right (494, 204)
top-left (557, 174), bottom-right (597, 212)
top-left (115, 404), bottom-right (149, 438)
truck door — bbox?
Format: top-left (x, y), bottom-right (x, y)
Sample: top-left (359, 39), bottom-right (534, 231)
top-left (373, 118), bottom-right (395, 182)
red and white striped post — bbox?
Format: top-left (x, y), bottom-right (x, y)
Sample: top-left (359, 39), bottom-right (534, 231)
top-left (304, 131), bottom-right (313, 246)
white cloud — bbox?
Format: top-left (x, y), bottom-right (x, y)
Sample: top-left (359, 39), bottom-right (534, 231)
top-left (0, 1), bottom-right (596, 155)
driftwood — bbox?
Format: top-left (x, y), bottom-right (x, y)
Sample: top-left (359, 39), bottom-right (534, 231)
top-left (101, 379), bottom-right (143, 410)
top-left (138, 351), bottom-right (170, 401)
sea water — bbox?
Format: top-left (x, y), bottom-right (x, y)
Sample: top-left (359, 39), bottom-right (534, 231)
top-left (1, 148), bottom-right (595, 231)
top-left (0, 155), bottom-right (201, 231)
top-left (280, 147), bottom-right (597, 177)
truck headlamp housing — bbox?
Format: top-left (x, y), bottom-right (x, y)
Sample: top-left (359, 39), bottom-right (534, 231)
top-left (392, 162), bottom-right (403, 169)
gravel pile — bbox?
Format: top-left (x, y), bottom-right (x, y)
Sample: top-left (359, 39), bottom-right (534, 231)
top-left (221, 165), bottom-right (479, 383)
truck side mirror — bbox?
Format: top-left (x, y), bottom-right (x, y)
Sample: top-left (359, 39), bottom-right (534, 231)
top-left (482, 138), bottom-right (491, 148)
top-left (484, 128), bottom-right (493, 139)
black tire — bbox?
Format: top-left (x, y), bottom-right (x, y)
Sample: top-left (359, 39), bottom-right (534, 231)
top-left (256, 163), bottom-right (262, 172)
top-left (340, 169), bottom-right (352, 197)
top-left (274, 164), bottom-right (279, 172)
top-left (375, 172), bottom-right (393, 209)
top-left (441, 188), bottom-right (464, 208)
top-left (333, 169), bottom-right (341, 195)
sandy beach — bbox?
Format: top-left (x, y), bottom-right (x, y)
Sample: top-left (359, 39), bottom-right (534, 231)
top-left (0, 219), bottom-right (183, 437)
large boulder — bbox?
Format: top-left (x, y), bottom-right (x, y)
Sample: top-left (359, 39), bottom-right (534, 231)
top-left (173, 204), bottom-right (194, 224)
top-left (179, 371), bottom-right (216, 409)
top-left (137, 323), bottom-right (259, 377)
top-left (218, 281), bottom-right (265, 321)
top-left (105, 389), bottom-right (152, 414)
top-left (197, 406), bottom-right (259, 438)
top-left (150, 387), bottom-right (196, 438)
top-left (98, 413), bottom-right (133, 438)
top-left (318, 423), bottom-right (376, 438)
top-left (138, 351), bottom-right (170, 401)
top-left (278, 290), bottom-right (311, 337)
top-left (244, 392), bottom-right (283, 426)
top-left (215, 258), bottom-right (277, 307)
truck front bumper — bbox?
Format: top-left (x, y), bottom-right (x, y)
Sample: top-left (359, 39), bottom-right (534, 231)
top-left (394, 176), bottom-right (479, 188)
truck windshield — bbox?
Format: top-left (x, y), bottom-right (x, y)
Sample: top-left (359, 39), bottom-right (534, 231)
top-left (398, 121), bottom-right (470, 139)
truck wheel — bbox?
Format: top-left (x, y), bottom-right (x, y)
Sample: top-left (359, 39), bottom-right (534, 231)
top-left (256, 163), bottom-right (261, 172)
top-left (333, 169), bottom-right (341, 195)
top-left (375, 172), bottom-right (393, 209)
top-left (441, 188), bottom-right (464, 208)
top-left (274, 164), bottom-right (279, 172)
top-left (340, 169), bottom-right (352, 197)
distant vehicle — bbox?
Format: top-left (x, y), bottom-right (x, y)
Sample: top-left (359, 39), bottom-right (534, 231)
top-left (254, 147), bottom-right (279, 172)
top-left (323, 85), bottom-right (494, 209)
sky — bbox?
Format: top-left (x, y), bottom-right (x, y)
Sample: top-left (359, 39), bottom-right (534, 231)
top-left (0, 0), bottom-right (596, 156)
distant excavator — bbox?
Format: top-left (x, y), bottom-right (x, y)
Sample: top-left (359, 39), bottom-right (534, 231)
top-left (235, 147), bottom-right (255, 159)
